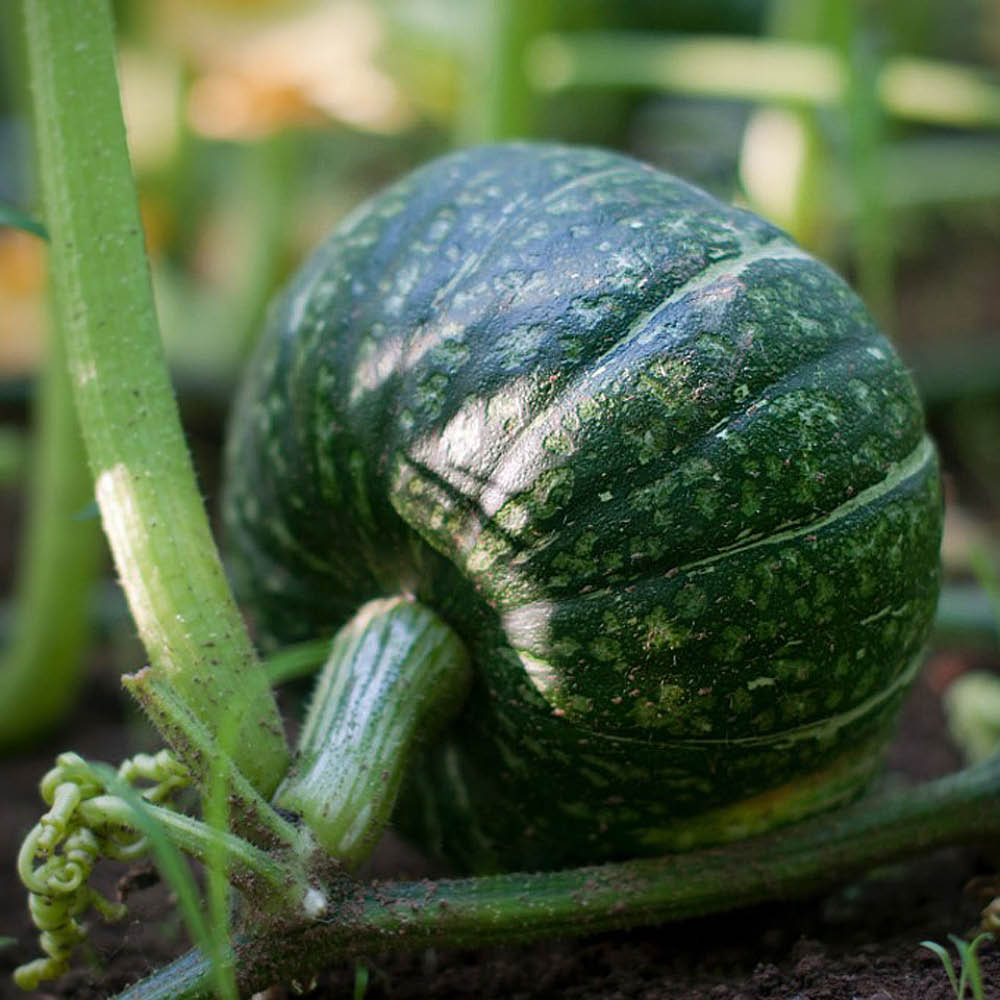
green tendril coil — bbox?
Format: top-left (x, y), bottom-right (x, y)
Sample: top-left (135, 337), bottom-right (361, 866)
top-left (14, 750), bottom-right (191, 990)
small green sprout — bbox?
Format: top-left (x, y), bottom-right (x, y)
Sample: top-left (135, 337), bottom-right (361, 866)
top-left (920, 933), bottom-right (993, 1000)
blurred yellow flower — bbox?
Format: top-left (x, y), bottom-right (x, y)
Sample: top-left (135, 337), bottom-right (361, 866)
top-left (161, 0), bottom-right (413, 138)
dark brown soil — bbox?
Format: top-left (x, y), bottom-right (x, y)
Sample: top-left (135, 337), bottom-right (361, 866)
top-left (1, 646), bottom-right (998, 1000)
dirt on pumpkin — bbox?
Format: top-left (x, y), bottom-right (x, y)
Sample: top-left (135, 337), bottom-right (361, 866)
top-left (0, 643), bottom-right (998, 1000)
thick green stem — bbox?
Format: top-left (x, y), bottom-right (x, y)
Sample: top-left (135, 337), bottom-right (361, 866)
top-left (117, 749), bottom-right (1000, 999)
top-left (0, 296), bottom-right (104, 747)
top-left (20, 0), bottom-right (288, 794)
top-left (1, 10), bottom-right (102, 742)
top-left (273, 598), bottom-right (471, 870)
top-left (226, 132), bottom-right (298, 362)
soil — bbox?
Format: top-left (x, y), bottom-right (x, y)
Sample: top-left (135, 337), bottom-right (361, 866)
top-left (1, 643), bottom-right (998, 1000)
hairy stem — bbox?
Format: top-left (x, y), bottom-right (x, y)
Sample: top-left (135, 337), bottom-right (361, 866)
top-left (117, 749), bottom-right (1000, 998)
top-left (122, 669), bottom-right (306, 851)
top-left (20, 0), bottom-right (288, 794)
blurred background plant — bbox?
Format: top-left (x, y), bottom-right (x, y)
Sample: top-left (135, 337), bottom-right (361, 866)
top-left (0, 0), bottom-right (997, 740)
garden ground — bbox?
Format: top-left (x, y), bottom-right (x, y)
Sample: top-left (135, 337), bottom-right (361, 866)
top-left (0, 641), bottom-right (997, 999)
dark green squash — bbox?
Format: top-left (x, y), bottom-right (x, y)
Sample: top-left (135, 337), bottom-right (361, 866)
top-left (224, 143), bottom-right (942, 872)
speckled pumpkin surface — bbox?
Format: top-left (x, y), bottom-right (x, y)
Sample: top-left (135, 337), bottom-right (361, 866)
top-left (224, 143), bottom-right (942, 872)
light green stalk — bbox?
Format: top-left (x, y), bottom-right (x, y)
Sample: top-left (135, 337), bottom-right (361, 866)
top-left (741, 0), bottom-right (837, 253)
top-left (525, 32), bottom-right (1000, 126)
top-left (21, 0), bottom-right (288, 794)
top-left (458, 0), bottom-right (554, 143)
top-left (831, 1), bottom-right (895, 332)
top-left (0, 295), bottom-right (104, 746)
top-left (0, 2), bottom-right (102, 747)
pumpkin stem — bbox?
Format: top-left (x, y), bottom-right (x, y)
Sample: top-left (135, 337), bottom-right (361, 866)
top-left (273, 597), bottom-right (472, 871)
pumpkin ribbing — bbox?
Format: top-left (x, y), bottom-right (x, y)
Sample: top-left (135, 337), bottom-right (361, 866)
top-left (224, 143), bottom-right (941, 871)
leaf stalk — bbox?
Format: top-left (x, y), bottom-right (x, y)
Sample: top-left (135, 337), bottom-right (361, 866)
top-left (20, 0), bottom-right (288, 796)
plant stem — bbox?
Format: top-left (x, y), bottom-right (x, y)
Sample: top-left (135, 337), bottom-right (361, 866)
top-left (740, 0), bottom-right (837, 253)
top-left (117, 749), bottom-right (1000, 998)
top-left (526, 32), bottom-right (844, 106)
top-left (226, 132), bottom-right (298, 362)
top-left (0, 292), bottom-right (104, 747)
top-left (833, 3), bottom-right (895, 333)
top-left (273, 598), bottom-right (471, 870)
top-left (262, 636), bottom-right (332, 685)
top-left (121, 668), bottom-right (304, 850)
top-left (458, 0), bottom-right (554, 143)
top-left (20, 0), bottom-right (288, 795)
top-left (75, 795), bottom-right (295, 899)
top-left (525, 31), bottom-right (1000, 127)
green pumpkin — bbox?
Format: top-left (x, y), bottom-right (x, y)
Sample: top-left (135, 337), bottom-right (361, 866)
top-left (224, 143), bottom-right (942, 873)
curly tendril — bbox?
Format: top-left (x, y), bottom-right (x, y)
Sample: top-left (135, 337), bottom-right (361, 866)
top-left (14, 749), bottom-right (190, 990)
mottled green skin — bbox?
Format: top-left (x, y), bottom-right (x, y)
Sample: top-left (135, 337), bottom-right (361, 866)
top-left (224, 144), bottom-right (942, 872)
